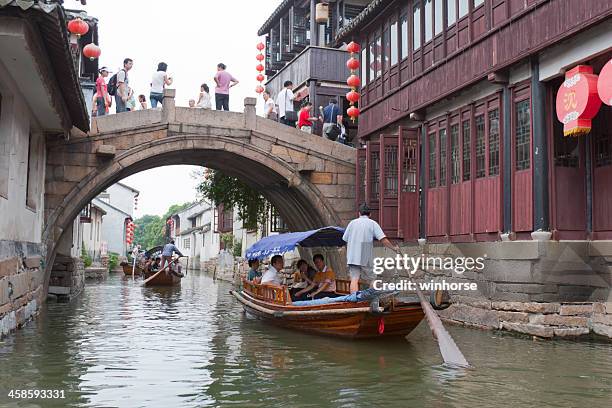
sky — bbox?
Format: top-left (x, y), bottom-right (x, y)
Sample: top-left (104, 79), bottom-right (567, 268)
top-left (69, 0), bottom-right (280, 217)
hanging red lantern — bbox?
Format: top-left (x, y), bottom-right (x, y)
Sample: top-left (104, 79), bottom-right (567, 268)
top-left (347, 74), bottom-right (360, 88)
top-left (347, 106), bottom-right (360, 120)
top-left (346, 57), bottom-right (360, 71)
top-left (598, 58), bottom-right (612, 106)
top-left (256, 54), bottom-right (265, 61)
top-left (347, 41), bottom-right (361, 54)
top-left (68, 18), bottom-right (89, 37)
top-left (346, 90), bottom-right (360, 103)
top-left (256, 74), bottom-right (265, 82)
top-left (82, 43), bottom-right (101, 60)
top-left (556, 65), bottom-right (602, 137)
top-left (256, 42), bottom-right (265, 51)
top-left (256, 64), bottom-right (264, 72)
top-left (255, 85), bottom-right (264, 94)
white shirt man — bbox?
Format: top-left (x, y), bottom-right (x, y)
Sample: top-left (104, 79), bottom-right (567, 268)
top-left (342, 204), bottom-right (400, 293)
top-left (275, 81), bottom-right (295, 124)
top-left (260, 255), bottom-right (284, 285)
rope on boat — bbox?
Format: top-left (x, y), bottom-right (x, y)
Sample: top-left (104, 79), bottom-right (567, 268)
top-left (230, 290), bottom-right (384, 318)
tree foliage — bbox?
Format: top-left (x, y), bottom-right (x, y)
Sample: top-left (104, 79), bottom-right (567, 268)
top-left (133, 202), bottom-right (194, 250)
top-left (196, 170), bottom-right (269, 229)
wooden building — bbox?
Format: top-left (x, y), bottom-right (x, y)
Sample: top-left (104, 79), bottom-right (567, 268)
top-left (258, 0), bottom-right (370, 136)
top-left (336, 0), bottom-right (612, 243)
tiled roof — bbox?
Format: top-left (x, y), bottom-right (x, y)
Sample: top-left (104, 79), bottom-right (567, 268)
top-left (257, 0), bottom-right (293, 36)
top-left (335, 0), bottom-right (391, 44)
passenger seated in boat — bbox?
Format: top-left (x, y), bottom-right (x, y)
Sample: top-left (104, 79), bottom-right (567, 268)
top-left (293, 254), bottom-right (338, 300)
top-left (247, 258), bottom-right (262, 282)
top-left (290, 259), bottom-right (316, 299)
top-left (145, 257), bottom-right (161, 273)
top-left (260, 255), bottom-right (283, 286)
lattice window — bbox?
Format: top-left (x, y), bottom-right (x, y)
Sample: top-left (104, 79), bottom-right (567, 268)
top-left (515, 100), bottom-right (531, 171)
top-left (451, 125), bottom-right (460, 184)
top-left (428, 133), bottom-right (437, 188)
top-left (439, 129), bottom-right (447, 186)
top-left (384, 144), bottom-right (398, 198)
top-left (184, 238), bottom-right (190, 250)
top-left (370, 151), bottom-right (380, 200)
top-left (489, 109), bottom-right (500, 175)
top-left (594, 129), bottom-right (611, 168)
top-left (358, 153), bottom-right (366, 200)
top-left (271, 207), bottom-right (288, 233)
top-left (462, 121), bottom-right (470, 181)
top-left (475, 115), bottom-right (485, 178)
top-left (402, 138), bottom-right (418, 192)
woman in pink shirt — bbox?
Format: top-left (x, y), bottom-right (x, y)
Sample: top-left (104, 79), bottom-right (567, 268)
top-left (214, 63), bottom-right (239, 111)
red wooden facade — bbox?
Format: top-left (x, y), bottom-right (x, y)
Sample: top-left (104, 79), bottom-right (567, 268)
top-left (347, 0), bottom-right (612, 242)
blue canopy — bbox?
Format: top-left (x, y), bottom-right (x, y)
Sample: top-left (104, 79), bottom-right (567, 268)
top-left (245, 226), bottom-right (346, 260)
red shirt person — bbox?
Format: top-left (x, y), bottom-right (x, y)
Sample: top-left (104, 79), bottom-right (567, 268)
top-left (297, 102), bottom-right (320, 134)
top-left (95, 67), bottom-right (111, 116)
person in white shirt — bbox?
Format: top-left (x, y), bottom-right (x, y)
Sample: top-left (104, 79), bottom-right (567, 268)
top-left (260, 254), bottom-right (284, 286)
top-left (263, 91), bottom-right (277, 120)
top-left (197, 83), bottom-right (212, 109)
top-left (342, 203), bottom-right (400, 293)
top-left (150, 62), bottom-right (173, 108)
top-left (275, 80), bottom-right (296, 127)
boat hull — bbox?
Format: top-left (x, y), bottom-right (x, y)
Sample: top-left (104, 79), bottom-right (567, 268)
top-left (143, 270), bottom-right (181, 286)
top-left (233, 290), bottom-right (424, 339)
top-left (122, 263), bottom-right (143, 276)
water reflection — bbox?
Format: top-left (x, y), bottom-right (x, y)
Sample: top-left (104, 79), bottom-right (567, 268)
top-left (0, 271), bottom-right (610, 407)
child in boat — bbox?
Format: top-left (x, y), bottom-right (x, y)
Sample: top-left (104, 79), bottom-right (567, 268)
top-left (293, 254), bottom-right (338, 300)
top-left (290, 259), bottom-right (316, 300)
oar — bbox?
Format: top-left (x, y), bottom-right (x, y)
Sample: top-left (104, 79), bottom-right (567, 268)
top-left (397, 249), bottom-right (469, 367)
top-left (142, 259), bottom-right (177, 286)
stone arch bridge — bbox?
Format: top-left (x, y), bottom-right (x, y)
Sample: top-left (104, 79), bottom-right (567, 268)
top-left (43, 90), bottom-right (356, 288)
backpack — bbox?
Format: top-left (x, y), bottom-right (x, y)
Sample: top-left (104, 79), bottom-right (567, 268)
top-left (107, 69), bottom-right (124, 96)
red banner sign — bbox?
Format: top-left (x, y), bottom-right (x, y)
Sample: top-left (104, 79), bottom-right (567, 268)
top-left (556, 65), bottom-right (602, 137)
top-left (598, 58), bottom-right (612, 106)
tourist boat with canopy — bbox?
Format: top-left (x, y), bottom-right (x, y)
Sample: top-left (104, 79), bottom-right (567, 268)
top-left (232, 226), bottom-right (469, 366)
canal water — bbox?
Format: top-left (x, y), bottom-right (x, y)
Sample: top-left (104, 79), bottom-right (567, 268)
top-left (0, 272), bottom-right (610, 408)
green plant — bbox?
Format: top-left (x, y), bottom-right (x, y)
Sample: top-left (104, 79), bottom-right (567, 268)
top-left (221, 233), bottom-right (234, 250)
top-left (108, 252), bottom-right (119, 271)
top-left (232, 239), bottom-right (242, 258)
top-left (81, 244), bottom-right (92, 268)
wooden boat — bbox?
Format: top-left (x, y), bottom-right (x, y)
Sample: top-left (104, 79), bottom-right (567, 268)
top-left (122, 262), bottom-right (144, 276)
top-left (231, 279), bottom-right (424, 339)
top-left (143, 269), bottom-right (182, 286)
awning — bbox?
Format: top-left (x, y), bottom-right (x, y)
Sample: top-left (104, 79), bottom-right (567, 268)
top-left (245, 226), bottom-right (346, 260)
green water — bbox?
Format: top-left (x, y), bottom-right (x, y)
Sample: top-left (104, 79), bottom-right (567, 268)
top-left (0, 272), bottom-right (610, 407)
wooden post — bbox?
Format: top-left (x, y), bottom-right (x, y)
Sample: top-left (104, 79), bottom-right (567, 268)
top-left (531, 59), bottom-right (549, 231)
top-left (502, 85), bottom-right (512, 234)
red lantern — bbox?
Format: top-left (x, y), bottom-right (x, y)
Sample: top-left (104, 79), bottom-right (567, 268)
top-left (256, 42), bottom-right (265, 51)
top-left (256, 64), bottom-right (264, 72)
top-left (347, 74), bottom-right (360, 88)
top-left (347, 41), bottom-right (361, 54)
top-left (256, 54), bottom-right (265, 61)
top-left (255, 85), bottom-right (264, 94)
top-left (347, 106), bottom-right (360, 120)
top-left (556, 65), bottom-right (602, 136)
top-left (346, 58), bottom-right (360, 71)
top-left (256, 74), bottom-right (265, 82)
top-left (68, 18), bottom-right (89, 37)
top-left (82, 43), bottom-right (101, 60)
top-left (346, 90), bottom-right (360, 103)
top-left (598, 58), bottom-right (612, 106)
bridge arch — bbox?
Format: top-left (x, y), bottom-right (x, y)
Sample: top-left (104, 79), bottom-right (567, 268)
top-left (43, 94), bottom-right (356, 289)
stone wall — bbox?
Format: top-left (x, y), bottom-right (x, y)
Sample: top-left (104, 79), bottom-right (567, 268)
top-left (370, 240), bottom-right (612, 339)
top-left (48, 255), bottom-right (84, 299)
top-left (0, 240), bottom-right (45, 339)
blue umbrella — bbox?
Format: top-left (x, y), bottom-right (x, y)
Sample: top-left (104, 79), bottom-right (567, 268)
top-left (245, 226), bottom-right (346, 260)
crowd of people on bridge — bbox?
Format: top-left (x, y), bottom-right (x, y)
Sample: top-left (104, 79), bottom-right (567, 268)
top-left (93, 58), bottom-right (349, 144)
top-left (92, 58), bottom-right (239, 117)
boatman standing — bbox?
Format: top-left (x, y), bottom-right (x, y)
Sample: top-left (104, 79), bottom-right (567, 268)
top-left (342, 203), bottom-right (400, 293)
top-left (160, 239), bottom-right (183, 272)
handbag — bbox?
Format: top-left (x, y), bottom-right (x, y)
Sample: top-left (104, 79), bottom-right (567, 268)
top-left (324, 105), bottom-right (341, 140)
top-left (283, 90), bottom-right (298, 122)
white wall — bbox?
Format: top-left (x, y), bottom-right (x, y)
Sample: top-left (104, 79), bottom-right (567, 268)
top-left (82, 207), bottom-right (104, 262)
top-left (95, 199), bottom-right (129, 255)
top-left (0, 60), bottom-right (45, 243)
top-left (106, 183), bottom-right (137, 216)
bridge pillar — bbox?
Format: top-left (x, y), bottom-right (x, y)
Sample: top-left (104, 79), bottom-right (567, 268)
top-left (244, 97), bottom-right (257, 130)
top-left (162, 88), bottom-right (176, 122)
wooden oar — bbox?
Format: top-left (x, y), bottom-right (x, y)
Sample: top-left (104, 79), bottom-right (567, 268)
top-left (396, 249), bottom-right (469, 367)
